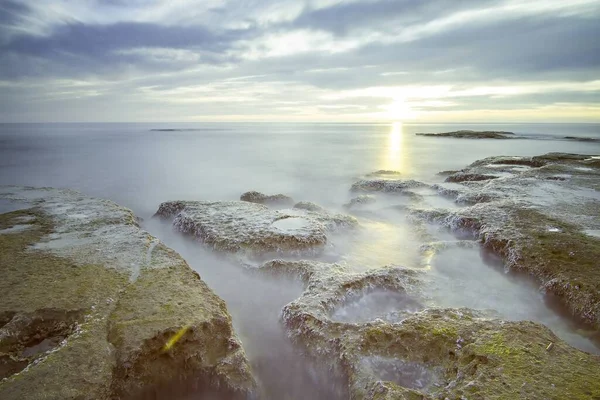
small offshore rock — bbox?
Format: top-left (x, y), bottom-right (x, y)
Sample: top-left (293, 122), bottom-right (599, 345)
top-left (240, 191), bottom-right (294, 206)
top-left (293, 201), bottom-right (326, 212)
top-left (365, 170), bottom-right (402, 177)
top-left (416, 130), bottom-right (515, 139)
top-left (344, 195), bottom-right (377, 209)
top-left (564, 136), bottom-right (600, 143)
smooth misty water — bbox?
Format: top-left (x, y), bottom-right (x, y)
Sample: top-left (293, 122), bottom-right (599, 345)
top-left (1, 122), bottom-right (599, 397)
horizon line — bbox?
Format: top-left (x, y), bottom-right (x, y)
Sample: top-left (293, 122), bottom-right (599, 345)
top-left (1, 121), bottom-right (599, 125)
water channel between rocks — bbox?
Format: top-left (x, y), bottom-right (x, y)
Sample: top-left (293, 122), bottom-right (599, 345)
top-left (143, 194), bottom-right (599, 399)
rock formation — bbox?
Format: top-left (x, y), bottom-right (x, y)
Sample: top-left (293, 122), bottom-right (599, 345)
top-left (416, 130), bottom-right (515, 139)
top-left (258, 259), bottom-right (600, 399)
top-left (154, 200), bottom-right (357, 258)
top-left (410, 153), bottom-right (600, 331)
top-left (0, 187), bottom-right (256, 400)
top-left (240, 191), bottom-right (295, 207)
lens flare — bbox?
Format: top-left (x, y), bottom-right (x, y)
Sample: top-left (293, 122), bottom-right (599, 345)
top-left (163, 325), bottom-right (190, 352)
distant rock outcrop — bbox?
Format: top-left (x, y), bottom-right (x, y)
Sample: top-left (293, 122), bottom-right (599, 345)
top-left (564, 136), bottom-right (600, 142)
top-left (416, 130), bottom-right (515, 139)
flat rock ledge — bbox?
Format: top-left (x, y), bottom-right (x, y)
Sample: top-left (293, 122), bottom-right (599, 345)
top-left (415, 153), bottom-right (600, 332)
top-left (154, 200), bottom-right (357, 258)
top-left (0, 186), bottom-right (256, 400)
top-left (416, 130), bottom-right (516, 139)
top-left (258, 260), bottom-right (600, 400)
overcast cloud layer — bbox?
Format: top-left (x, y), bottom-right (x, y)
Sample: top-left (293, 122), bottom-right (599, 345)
top-left (1, 0), bottom-right (599, 122)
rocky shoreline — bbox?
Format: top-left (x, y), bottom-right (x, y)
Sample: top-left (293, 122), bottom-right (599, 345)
top-left (427, 153), bottom-right (600, 331)
top-left (1, 151), bottom-right (600, 399)
top-left (0, 187), bottom-right (255, 400)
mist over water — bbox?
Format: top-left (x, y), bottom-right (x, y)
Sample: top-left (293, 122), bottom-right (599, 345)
top-left (1, 122), bottom-right (599, 397)
top-left (1, 122), bottom-right (598, 216)
top-left (144, 218), bottom-right (348, 400)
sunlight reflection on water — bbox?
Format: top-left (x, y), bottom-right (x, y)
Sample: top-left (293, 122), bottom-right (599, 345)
top-left (381, 121), bottom-right (408, 173)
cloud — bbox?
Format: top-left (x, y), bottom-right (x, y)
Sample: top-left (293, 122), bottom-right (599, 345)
top-left (0, 0), bottom-right (599, 122)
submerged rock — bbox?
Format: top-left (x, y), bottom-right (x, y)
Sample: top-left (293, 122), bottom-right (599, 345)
top-left (365, 170), bottom-right (402, 178)
top-left (416, 130), bottom-right (515, 139)
top-left (240, 191), bottom-right (294, 207)
top-left (344, 195), bottom-right (377, 209)
top-left (262, 259), bottom-right (600, 399)
top-left (154, 200), bottom-right (357, 257)
top-left (0, 187), bottom-right (256, 400)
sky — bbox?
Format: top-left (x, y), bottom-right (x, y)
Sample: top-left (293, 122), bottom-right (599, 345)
top-left (1, 0), bottom-right (599, 123)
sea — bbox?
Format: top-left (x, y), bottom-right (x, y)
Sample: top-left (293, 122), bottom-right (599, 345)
top-left (1, 122), bottom-right (599, 399)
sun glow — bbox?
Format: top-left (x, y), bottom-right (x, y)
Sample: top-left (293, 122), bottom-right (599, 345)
top-left (384, 98), bottom-right (416, 120)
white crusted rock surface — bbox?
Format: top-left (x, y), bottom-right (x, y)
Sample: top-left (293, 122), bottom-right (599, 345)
top-left (0, 186), bottom-right (256, 400)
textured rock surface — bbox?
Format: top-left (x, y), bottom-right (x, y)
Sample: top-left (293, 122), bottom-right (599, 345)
top-left (258, 259), bottom-right (600, 400)
top-left (445, 173), bottom-right (500, 183)
top-left (240, 191), bottom-right (295, 207)
top-left (293, 201), bottom-right (326, 212)
top-left (411, 153), bottom-right (600, 331)
top-left (154, 200), bottom-right (357, 257)
top-left (0, 187), bottom-right (256, 400)
top-left (351, 179), bottom-right (428, 194)
top-left (416, 130), bottom-right (515, 139)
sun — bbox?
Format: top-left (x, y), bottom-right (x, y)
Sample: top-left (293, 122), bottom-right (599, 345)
top-left (384, 98), bottom-right (416, 120)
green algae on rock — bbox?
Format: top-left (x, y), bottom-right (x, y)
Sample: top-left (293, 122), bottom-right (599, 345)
top-left (260, 259), bottom-right (600, 399)
top-left (0, 187), bottom-right (256, 400)
top-left (416, 130), bottom-right (516, 139)
top-left (411, 153), bottom-right (600, 331)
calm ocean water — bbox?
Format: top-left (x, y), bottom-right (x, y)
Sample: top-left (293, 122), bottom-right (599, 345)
top-left (1, 122), bottom-right (600, 398)
top-left (1, 122), bottom-right (598, 218)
